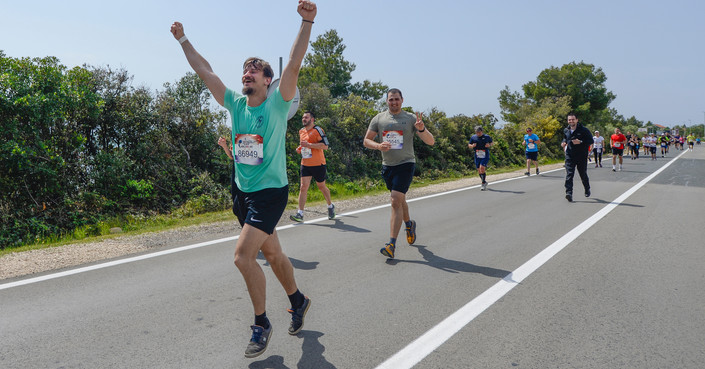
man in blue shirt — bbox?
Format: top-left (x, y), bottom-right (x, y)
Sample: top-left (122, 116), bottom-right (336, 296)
top-left (170, 0), bottom-right (317, 358)
top-left (522, 127), bottom-right (541, 176)
top-left (468, 126), bottom-right (493, 191)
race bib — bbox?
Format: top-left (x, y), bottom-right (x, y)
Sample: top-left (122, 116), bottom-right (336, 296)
top-left (234, 134), bottom-right (264, 165)
top-left (476, 149), bottom-right (486, 159)
top-left (527, 143), bottom-right (536, 150)
top-left (383, 130), bottom-right (404, 150)
top-left (301, 147), bottom-right (313, 159)
top-left (614, 142), bottom-right (622, 148)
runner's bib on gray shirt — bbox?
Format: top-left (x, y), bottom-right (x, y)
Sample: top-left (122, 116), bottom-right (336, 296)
top-left (368, 110), bottom-right (417, 166)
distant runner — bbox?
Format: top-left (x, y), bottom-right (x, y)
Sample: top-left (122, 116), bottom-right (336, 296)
top-left (468, 126), bottom-right (493, 190)
top-left (522, 127), bottom-right (541, 176)
top-left (592, 130), bottom-right (604, 168)
top-left (290, 111), bottom-right (335, 222)
top-left (610, 128), bottom-right (627, 171)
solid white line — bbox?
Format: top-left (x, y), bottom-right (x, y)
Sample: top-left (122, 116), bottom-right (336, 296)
top-left (0, 163), bottom-right (605, 290)
top-left (374, 151), bottom-right (687, 369)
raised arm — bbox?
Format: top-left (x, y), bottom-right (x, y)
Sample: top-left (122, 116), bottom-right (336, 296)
top-left (279, 1), bottom-right (317, 102)
top-left (170, 22), bottom-right (226, 106)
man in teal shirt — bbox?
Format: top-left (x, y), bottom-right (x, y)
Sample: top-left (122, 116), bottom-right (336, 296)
top-left (171, 0), bottom-right (316, 358)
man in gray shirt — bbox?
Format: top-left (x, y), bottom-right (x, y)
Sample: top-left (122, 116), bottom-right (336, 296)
top-left (363, 88), bottom-right (435, 259)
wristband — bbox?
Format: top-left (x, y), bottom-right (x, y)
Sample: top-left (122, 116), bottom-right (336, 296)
top-left (178, 36), bottom-right (188, 44)
top-left (302, 19), bottom-right (314, 24)
top-left (418, 128), bottom-right (426, 133)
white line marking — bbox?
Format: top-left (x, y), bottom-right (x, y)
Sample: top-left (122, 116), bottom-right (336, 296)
top-left (0, 162), bottom-right (630, 291)
top-left (374, 150), bottom-right (687, 369)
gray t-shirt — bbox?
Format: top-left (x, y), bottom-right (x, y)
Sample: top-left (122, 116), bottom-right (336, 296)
top-left (368, 110), bottom-right (418, 166)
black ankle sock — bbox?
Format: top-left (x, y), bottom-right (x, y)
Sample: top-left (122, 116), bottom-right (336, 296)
top-left (288, 289), bottom-right (305, 310)
top-left (480, 173), bottom-right (486, 183)
top-left (255, 312), bottom-right (270, 329)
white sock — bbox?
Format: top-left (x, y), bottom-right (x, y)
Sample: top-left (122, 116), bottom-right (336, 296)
top-left (328, 204), bottom-right (334, 209)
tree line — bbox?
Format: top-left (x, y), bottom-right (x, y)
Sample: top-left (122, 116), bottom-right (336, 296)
top-left (1, 30), bottom-right (701, 249)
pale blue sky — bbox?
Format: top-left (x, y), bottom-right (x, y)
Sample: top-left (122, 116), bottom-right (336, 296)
top-left (2, 0), bottom-right (704, 127)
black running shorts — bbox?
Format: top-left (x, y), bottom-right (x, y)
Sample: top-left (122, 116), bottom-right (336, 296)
top-left (232, 183), bottom-right (289, 235)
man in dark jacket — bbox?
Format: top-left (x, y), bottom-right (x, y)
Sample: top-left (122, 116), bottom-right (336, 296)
top-left (561, 113), bottom-right (594, 202)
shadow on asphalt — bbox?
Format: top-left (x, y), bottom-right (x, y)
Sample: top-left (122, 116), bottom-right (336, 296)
top-left (258, 253), bottom-right (319, 271)
top-left (249, 330), bottom-right (336, 369)
top-left (486, 188), bottom-right (525, 194)
top-left (385, 244), bottom-right (510, 279)
top-left (571, 198), bottom-right (645, 208)
top-left (307, 218), bottom-right (371, 233)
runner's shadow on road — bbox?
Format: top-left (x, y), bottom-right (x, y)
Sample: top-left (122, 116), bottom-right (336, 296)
top-left (486, 188), bottom-right (525, 194)
top-left (308, 218), bottom-right (371, 233)
top-left (248, 330), bottom-right (337, 369)
top-left (249, 355), bottom-right (290, 369)
top-left (386, 245), bottom-right (510, 279)
top-left (259, 253), bottom-right (319, 270)
top-left (572, 198), bottom-right (644, 208)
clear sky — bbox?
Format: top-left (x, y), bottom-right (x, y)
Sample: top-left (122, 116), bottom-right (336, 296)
top-left (2, 0), bottom-right (704, 127)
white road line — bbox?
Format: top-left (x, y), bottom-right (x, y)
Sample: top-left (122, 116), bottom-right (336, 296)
top-left (0, 168), bottom-right (558, 290)
top-left (0, 162), bottom-right (636, 291)
top-left (374, 150), bottom-right (687, 369)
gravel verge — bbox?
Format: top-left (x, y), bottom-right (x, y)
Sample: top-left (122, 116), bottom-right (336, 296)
top-left (0, 164), bottom-right (564, 280)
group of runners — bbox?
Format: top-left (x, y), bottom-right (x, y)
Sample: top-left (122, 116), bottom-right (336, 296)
top-left (592, 129), bottom-right (700, 167)
top-left (171, 1), bottom-right (701, 359)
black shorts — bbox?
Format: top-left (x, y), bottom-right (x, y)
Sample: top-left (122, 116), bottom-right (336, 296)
top-left (525, 151), bottom-right (538, 161)
top-left (612, 148), bottom-right (624, 156)
top-left (381, 162), bottom-right (415, 194)
top-left (300, 165), bottom-right (327, 183)
top-left (232, 182), bottom-right (288, 235)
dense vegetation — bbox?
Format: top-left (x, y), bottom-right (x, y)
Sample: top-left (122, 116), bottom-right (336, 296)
top-left (1, 31), bottom-right (703, 249)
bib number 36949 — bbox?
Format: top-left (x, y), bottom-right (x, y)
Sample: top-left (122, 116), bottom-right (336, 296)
top-left (235, 134), bottom-right (264, 165)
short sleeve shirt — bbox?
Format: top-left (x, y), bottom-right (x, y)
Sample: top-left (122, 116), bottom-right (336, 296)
top-left (299, 125), bottom-right (327, 166)
top-left (224, 87), bottom-right (292, 192)
top-left (469, 134), bottom-right (493, 158)
top-left (611, 134), bottom-right (627, 149)
top-left (593, 136), bottom-right (605, 149)
top-left (368, 110), bottom-right (417, 166)
top-left (524, 133), bottom-right (540, 152)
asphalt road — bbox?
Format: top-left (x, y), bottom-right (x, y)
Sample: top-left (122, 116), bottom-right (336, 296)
top-left (2, 147), bottom-right (704, 369)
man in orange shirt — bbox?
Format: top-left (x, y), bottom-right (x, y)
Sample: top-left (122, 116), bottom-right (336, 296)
top-left (610, 128), bottom-right (627, 171)
top-left (290, 111), bottom-right (335, 222)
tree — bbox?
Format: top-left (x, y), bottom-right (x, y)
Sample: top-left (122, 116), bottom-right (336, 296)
top-left (300, 30), bottom-right (355, 98)
top-left (350, 80), bottom-right (388, 102)
top-left (521, 61), bottom-right (616, 124)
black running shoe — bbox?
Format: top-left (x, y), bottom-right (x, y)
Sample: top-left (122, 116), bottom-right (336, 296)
top-left (565, 193), bottom-right (573, 202)
top-left (287, 296), bottom-right (311, 335)
top-left (245, 325), bottom-right (272, 358)
top-left (327, 204), bottom-right (335, 220)
top-left (585, 189), bottom-right (591, 198)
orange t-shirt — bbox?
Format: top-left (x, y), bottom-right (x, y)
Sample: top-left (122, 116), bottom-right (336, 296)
top-left (297, 125), bottom-right (327, 166)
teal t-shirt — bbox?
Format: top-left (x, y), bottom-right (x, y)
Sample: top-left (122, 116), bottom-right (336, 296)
top-left (224, 87), bottom-right (292, 192)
